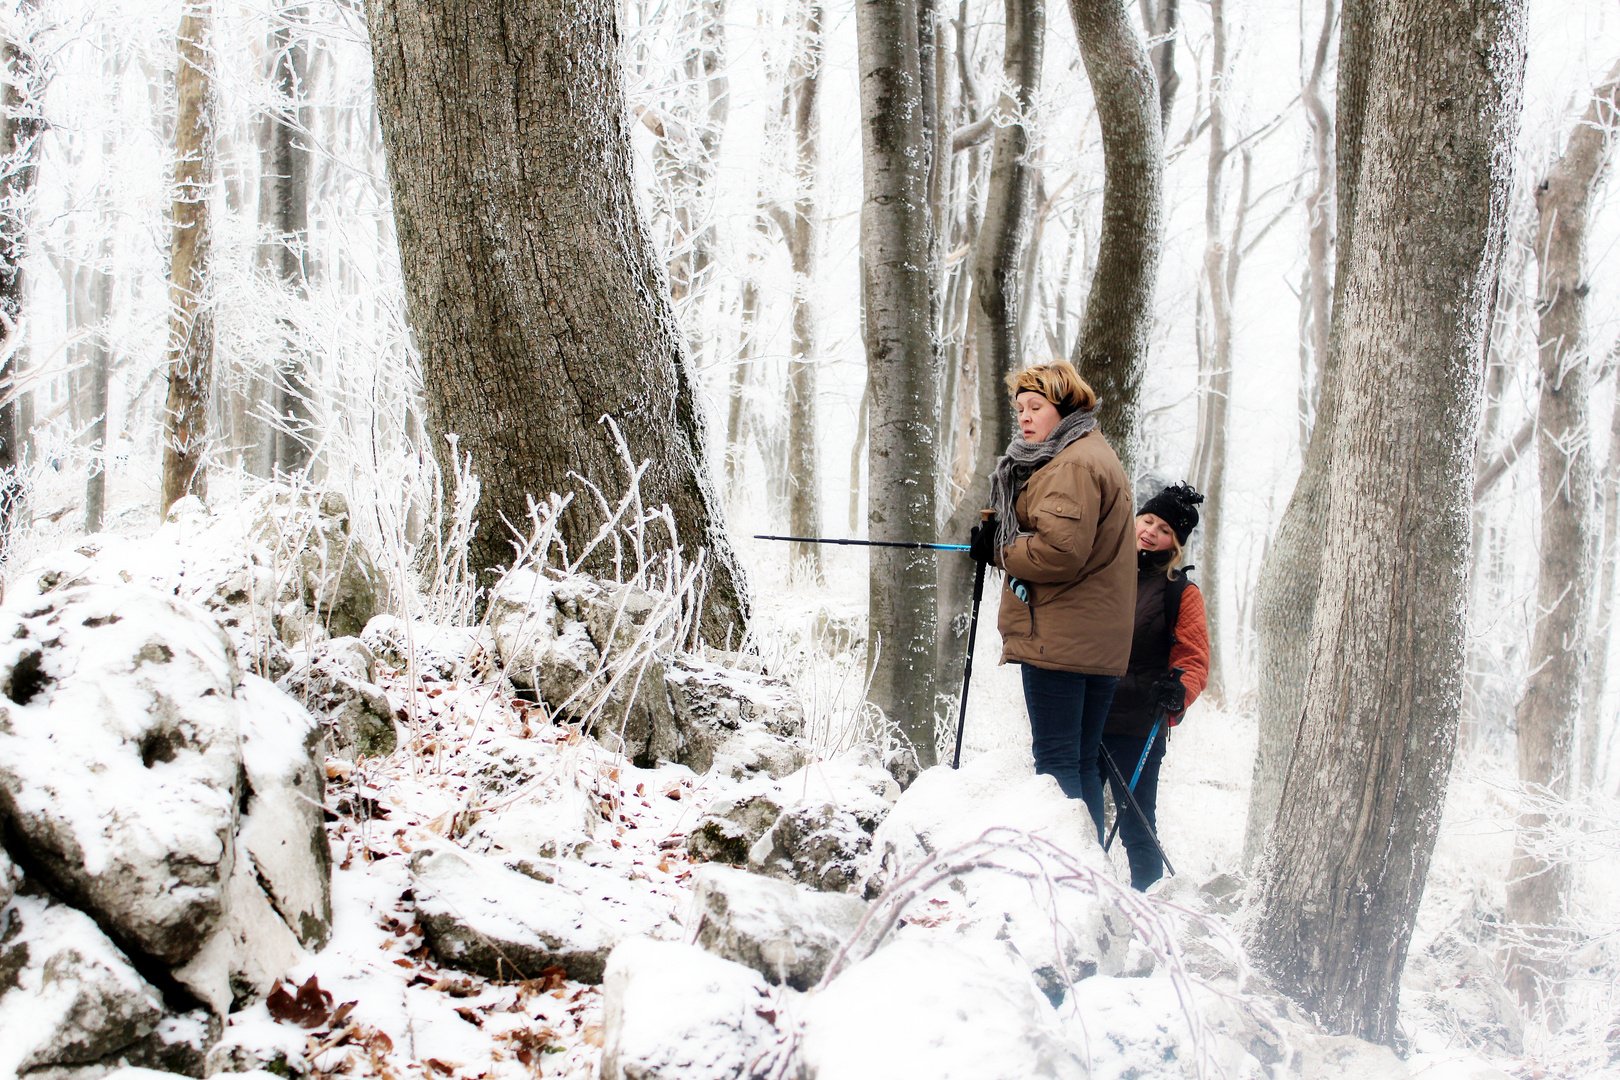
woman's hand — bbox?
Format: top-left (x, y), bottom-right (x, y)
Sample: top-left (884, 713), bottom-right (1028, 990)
top-left (969, 517), bottom-right (999, 565)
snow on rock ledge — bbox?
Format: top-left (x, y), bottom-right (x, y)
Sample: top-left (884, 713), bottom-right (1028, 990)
top-left (599, 937), bottom-right (780, 1080)
top-left (0, 893), bottom-right (167, 1076)
top-left (797, 938), bottom-right (1085, 1079)
top-left (489, 567), bottom-right (809, 776)
top-left (0, 584), bottom-right (242, 967)
top-left (689, 864), bottom-right (869, 990)
top-left (411, 847), bottom-right (673, 984)
top-left (862, 750), bottom-right (1138, 994)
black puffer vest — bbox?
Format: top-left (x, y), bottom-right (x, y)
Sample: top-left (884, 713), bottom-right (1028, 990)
top-left (1104, 555), bottom-right (1189, 738)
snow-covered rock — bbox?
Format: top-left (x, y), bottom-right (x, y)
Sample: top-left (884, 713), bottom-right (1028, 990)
top-left (362, 614), bottom-right (496, 683)
top-left (0, 585), bottom-right (242, 967)
top-left (250, 488), bottom-right (384, 642)
top-left (1064, 975), bottom-right (1412, 1080)
top-left (278, 636), bottom-right (398, 759)
top-left (862, 750), bottom-right (1138, 993)
top-left (0, 894), bottom-right (166, 1076)
top-left (411, 847), bottom-right (670, 983)
top-left (665, 655), bottom-right (807, 778)
top-left (797, 938), bottom-right (1086, 1079)
top-left (172, 844), bottom-right (308, 1015)
top-left (689, 782), bottom-right (787, 865)
top-left (0, 846), bottom-right (18, 910)
top-left (690, 750), bottom-right (898, 891)
top-left (689, 864), bottom-right (869, 990)
top-left (237, 675), bottom-right (332, 949)
top-left (599, 937), bottom-right (781, 1080)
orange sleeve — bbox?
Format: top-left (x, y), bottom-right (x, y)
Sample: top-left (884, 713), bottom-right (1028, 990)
top-left (1168, 583), bottom-right (1210, 712)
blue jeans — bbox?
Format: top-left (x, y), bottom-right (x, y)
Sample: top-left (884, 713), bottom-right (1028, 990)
top-left (1020, 665), bottom-right (1119, 844)
top-left (1099, 730), bottom-right (1168, 891)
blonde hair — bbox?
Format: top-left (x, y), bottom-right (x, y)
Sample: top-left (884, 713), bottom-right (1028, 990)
top-left (1137, 513), bottom-right (1186, 576)
top-left (1005, 360), bottom-right (1097, 415)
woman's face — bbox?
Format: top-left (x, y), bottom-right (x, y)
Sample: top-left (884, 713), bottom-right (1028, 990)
top-left (1016, 392), bottom-right (1063, 444)
top-left (1137, 513), bottom-right (1176, 553)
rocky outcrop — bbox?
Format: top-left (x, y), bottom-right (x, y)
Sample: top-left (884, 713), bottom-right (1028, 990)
top-left (599, 937), bottom-right (780, 1080)
top-left (411, 848), bottom-right (671, 984)
top-left (278, 637), bottom-right (398, 759)
top-left (689, 865), bottom-right (868, 990)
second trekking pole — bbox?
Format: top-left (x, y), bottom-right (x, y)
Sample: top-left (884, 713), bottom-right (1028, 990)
top-left (1098, 744), bottom-right (1176, 877)
top-left (950, 511), bottom-right (994, 769)
top-left (1103, 709), bottom-right (1164, 853)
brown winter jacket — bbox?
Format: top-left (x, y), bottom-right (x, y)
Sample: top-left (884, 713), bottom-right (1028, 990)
top-left (996, 431), bottom-right (1136, 676)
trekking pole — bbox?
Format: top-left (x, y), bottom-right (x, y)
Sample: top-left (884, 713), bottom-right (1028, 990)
top-left (1098, 744), bottom-right (1176, 877)
top-left (950, 510), bottom-right (994, 770)
top-left (753, 534), bottom-right (970, 553)
top-left (1104, 709), bottom-right (1164, 853)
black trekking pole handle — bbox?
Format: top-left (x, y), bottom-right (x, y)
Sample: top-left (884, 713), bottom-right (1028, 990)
top-left (1099, 744), bottom-right (1176, 878)
top-left (950, 510), bottom-right (994, 769)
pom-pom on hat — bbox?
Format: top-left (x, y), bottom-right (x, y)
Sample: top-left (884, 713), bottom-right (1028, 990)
top-left (1139, 482), bottom-right (1204, 544)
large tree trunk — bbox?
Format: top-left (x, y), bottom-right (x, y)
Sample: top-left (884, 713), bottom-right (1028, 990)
top-left (1064, 0), bottom-right (1163, 483)
top-left (1249, 0), bottom-right (1525, 1043)
top-left (1502, 59), bottom-right (1620, 1014)
top-left (366, 0), bottom-right (748, 641)
top-left (267, 6), bottom-right (314, 475)
top-left (0, 3), bottom-right (42, 541)
top-left (938, 0), bottom-right (1043, 692)
top-left (784, 1), bottom-right (825, 584)
top-left (161, 5), bottom-right (217, 515)
top-left (1241, 0), bottom-right (1371, 870)
top-left (858, 0), bottom-right (943, 762)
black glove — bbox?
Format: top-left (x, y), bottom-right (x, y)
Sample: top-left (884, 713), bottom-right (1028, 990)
top-left (1151, 667), bottom-right (1187, 716)
top-left (968, 517), bottom-right (998, 565)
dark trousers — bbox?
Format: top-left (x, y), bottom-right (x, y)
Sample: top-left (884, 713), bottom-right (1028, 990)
top-left (1020, 665), bottom-right (1119, 844)
top-left (1099, 729), bottom-right (1168, 891)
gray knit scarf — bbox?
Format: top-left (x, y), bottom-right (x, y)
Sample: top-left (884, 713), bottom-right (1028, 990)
top-left (987, 407), bottom-right (1099, 553)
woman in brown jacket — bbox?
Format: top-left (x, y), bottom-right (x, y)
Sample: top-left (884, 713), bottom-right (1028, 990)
top-left (968, 361), bottom-right (1136, 842)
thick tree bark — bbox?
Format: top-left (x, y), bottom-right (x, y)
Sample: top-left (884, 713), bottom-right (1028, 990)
top-left (1065, 0), bottom-right (1163, 483)
top-left (0, 4), bottom-right (42, 539)
top-left (161, 6), bottom-right (217, 514)
top-left (857, 0), bottom-right (943, 761)
top-left (266, 6), bottom-right (314, 474)
top-left (938, 0), bottom-right (1044, 687)
top-left (1250, 0), bottom-right (1526, 1043)
top-left (366, 0), bottom-right (748, 641)
top-left (1503, 58), bottom-right (1620, 1013)
top-left (784, 1), bottom-right (825, 583)
top-left (1241, 0), bottom-right (1370, 870)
